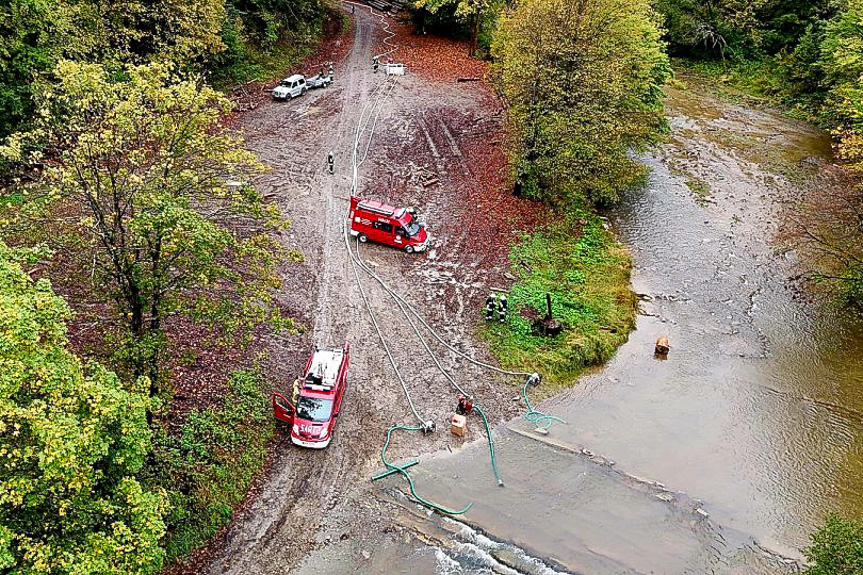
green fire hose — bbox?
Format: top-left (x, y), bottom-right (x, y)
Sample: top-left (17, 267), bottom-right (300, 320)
top-left (378, 424), bottom-right (473, 515)
top-left (522, 376), bottom-right (566, 432)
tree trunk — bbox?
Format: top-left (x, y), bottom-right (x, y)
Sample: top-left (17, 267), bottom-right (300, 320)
top-left (469, 13), bottom-right (480, 57)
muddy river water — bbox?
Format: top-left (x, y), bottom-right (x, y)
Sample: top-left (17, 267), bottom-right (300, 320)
top-left (333, 83), bottom-right (863, 574)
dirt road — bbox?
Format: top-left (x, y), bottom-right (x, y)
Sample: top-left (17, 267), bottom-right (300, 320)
top-left (194, 8), bottom-right (538, 574)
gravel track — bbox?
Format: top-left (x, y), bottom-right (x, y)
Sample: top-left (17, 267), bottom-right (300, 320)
top-left (195, 9), bottom-right (531, 574)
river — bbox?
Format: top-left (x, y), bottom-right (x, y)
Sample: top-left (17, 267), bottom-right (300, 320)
top-left (294, 77), bottom-right (863, 575)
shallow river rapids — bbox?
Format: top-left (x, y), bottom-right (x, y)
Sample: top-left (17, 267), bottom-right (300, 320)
top-left (298, 82), bottom-right (863, 574)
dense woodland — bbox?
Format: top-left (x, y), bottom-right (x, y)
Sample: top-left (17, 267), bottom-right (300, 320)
top-left (1, 0), bottom-right (862, 572)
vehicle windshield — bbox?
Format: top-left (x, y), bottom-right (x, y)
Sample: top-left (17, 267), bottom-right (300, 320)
top-left (279, 80), bottom-right (290, 86)
top-left (404, 215), bottom-right (421, 237)
top-left (296, 396), bottom-right (334, 422)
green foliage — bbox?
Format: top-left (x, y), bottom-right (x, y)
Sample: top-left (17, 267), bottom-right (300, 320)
top-left (484, 214), bottom-right (636, 385)
top-left (804, 513), bottom-right (863, 575)
top-left (0, 1), bottom-right (55, 138)
top-left (0, 240), bottom-right (165, 574)
top-left (415, 0), bottom-right (502, 54)
top-left (142, 371), bottom-right (273, 562)
top-left (207, 0), bottom-right (331, 86)
top-left (0, 0), bottom-right (331, 140)
top-left (654, 0), bottom-right (832, 59)
top-left (2, 60), bottom-right (297, 390)
top-left (491, 0), bottom-right (671, 207)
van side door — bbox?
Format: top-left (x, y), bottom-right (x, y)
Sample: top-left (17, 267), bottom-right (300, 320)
top-left (372, 221), bottom-right (393, 242)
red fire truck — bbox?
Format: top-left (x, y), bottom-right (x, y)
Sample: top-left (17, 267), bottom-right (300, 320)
top-left (349, 195), bottom-right (429, 253)
top-left (272, 343), bottom-right (350, 449)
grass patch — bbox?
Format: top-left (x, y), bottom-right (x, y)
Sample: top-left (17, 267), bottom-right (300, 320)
top-left (483, 211), bottom-right (637, 389)
top-left (143, 371), bottom-right (274, 565)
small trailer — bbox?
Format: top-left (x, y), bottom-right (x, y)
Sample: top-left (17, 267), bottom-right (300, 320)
top-left (385, 63), bottom-right (406, 76)
top-left (305, 73), bottom-right (333, 89)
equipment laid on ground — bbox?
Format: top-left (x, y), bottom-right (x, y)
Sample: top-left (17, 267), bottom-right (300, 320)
top-left (521, 373), bottom-right (566, 435)
top-left (451, 414), bottom-right (467, 437)
top-left (455, 395), bottom-right (473, 415)
top-left (385, 63), bottom-right (406, 76)
top-left (271, 343), bottom-right (350, 449)
top-left (272, 74), bottom-right (308, 100)
top-left (349, 195), bottom-right (430, 253)
top-left (534, 292), bottom-right (562, 336)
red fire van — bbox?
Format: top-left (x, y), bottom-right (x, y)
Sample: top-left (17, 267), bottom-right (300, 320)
top-left (349, 195), bottom-right (429, 253)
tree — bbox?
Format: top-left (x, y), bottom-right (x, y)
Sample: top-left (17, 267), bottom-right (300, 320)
top-left (804, 513), bottom-right (863, 575)
top-left (0, 0), bottom-right (231, 142)
top-left (491, 0), bottom-right (671, 206)
top-left (2, 60), bottom-right (296, 393)
top-left (0, 240), bottom-right (165, 574)
top-left (414, 0), bottom-right (499, 55)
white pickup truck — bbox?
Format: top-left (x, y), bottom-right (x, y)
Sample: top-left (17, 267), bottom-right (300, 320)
top-left (272, 74), bottom-right (307, 100)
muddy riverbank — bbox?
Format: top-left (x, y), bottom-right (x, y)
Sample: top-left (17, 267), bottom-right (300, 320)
top-left (309, 74), bottom-right (863, 574)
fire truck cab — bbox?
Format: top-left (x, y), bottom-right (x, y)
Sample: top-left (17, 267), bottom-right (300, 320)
top-left (349, 195), bottom-right (429, 253)
top-left (272, 343), bottom-right (350, 449)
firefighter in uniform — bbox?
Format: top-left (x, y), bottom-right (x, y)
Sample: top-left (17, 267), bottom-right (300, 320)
top-left (373, 56), bottom-right (380, 73)
top-left (485, 292), bottom-right (496, 321)
top-left (456, 395), bottom-right (473, 415)
top-left (328, 62), bottom-right (334, 79)
top-left (291, 377), bottom-right (301, 406)
top-left (498, 293), bottom-right (508, 323)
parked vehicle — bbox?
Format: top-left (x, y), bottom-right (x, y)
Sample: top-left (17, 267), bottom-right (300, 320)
top-left (349, 195), bottom-right (430, 253)
top-left (272, 74), bottom-right (307, 100)
top-left (272, 343), bottom-right (350, 449)
top-left (305, 73), bottom-right (332, 89)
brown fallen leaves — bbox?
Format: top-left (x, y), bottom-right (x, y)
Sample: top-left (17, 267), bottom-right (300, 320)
top-left (374, 17), bottom-right (489, 83)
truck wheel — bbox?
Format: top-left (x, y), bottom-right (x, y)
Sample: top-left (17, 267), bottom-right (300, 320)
top-left (358, 233), bottom-right (368, 243)
top-left (404, 245), bottom-right (414, 254)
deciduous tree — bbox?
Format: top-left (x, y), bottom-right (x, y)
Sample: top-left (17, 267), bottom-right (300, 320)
top-left (2, 61), bottom-right (297, 393)
top-left (0, 240), bottom-right (165, 574)
top-left (804, 513), bottom-right (863, 575)
top-left (491, 0), bottom-right (671, 206)
top-left (415, 0), bottom-right (500, 55)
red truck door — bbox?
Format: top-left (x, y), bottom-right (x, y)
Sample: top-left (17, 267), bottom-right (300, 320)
top-left (272, 393), bottom-right (294, 424)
